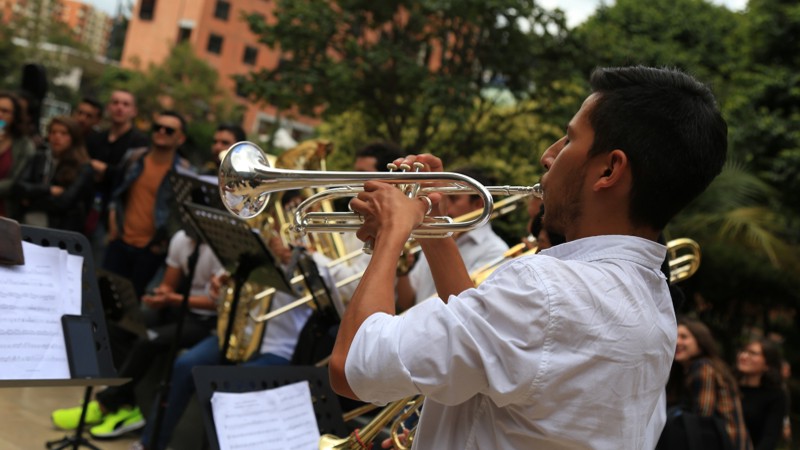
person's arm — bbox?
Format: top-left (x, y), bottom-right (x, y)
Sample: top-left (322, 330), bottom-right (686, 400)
top-left (329, 181), bottom-right (432, 399)
top-left (395, 273), bottom-right (416, 312)
top-left (46, 164), bottom-right (94, 212)
top-left (418, 237), bottom-right (471, 302)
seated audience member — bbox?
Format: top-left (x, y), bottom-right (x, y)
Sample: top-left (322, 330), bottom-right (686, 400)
top-left (736, 338), bottom-right (787, 450)
top-left (664, 317), bottom-right (753, 450)
top-left (15, 116), bottom-right (94, 232)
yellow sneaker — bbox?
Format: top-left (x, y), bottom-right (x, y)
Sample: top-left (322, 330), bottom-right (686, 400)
top-left (51, 400), bottom-right (104, 430)
top-left (89, 406), bottom-right (145, 439)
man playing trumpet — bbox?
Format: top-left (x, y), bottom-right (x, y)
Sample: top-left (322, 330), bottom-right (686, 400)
top-left (330, 66), bottom-right (728, 448)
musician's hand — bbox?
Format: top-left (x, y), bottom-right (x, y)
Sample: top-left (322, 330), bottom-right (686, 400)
top-left (381, 429), bottom-right (410, 449)
top-left (209, 273), bottom-right (230, 299)
top-left (391, 154), bottom-right (444, 173)
top-left (350, 181), bottom-right (440, 244)
top-left (390, 154), bottom-right (447, 216)
top-left (142, 286), bottom-right (172, 308)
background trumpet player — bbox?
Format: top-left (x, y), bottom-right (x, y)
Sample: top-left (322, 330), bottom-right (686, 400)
top-left (330, 66), bottom-right (729, 448)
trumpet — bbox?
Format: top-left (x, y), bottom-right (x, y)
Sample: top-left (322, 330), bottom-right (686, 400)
top-left (219, 141), bottom-right (542, 238)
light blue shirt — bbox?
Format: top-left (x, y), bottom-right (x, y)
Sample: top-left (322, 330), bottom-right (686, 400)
top-left (346, 235), bottom-right (677, 449)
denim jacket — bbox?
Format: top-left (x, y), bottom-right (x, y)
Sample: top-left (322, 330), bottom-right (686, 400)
top-left (110, 147), bottom-right (195, 250)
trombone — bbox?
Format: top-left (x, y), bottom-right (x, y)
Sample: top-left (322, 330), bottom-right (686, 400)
top-left (219, 141), bottom-right (542, 239)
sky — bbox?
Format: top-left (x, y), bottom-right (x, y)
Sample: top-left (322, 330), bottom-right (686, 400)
top-left (85, 0), bottom-right (748, 28)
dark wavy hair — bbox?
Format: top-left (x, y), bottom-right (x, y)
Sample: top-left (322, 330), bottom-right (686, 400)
top-left (678, 317), bottom-right (739, 393)
top-left (47, 116), bottom-right (90, 186)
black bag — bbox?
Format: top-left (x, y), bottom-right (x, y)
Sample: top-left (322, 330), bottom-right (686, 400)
top-left (656, 407), bottom-right (735, 450)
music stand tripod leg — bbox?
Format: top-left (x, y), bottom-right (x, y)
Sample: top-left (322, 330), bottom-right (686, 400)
top-left (45, 386), bottom-right (103, 450)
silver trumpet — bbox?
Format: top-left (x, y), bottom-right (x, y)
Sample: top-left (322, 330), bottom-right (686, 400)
top-left (219, 141), bottom-right (542, 239)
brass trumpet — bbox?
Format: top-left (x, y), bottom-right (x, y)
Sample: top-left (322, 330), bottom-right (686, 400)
top-left (219, 141), bottom-right (542, 237)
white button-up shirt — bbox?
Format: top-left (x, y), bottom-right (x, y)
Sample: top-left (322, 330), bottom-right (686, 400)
top-left (409, 223), bottom-right (509, 304)
top-left (346, 235), bottom-right (677, 449)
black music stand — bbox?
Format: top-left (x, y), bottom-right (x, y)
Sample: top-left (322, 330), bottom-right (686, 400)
top-left (0, 225), bottom-right (126, 450)
top-left (95, 269), bottom-right (147, 338)
top-left (183, 202), bottom-right (293, 361)
top-left (192, 366), bottom-right (348, 450)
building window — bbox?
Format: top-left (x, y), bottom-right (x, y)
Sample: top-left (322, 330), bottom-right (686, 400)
top-left (214, 0), bottom-right (230, 20)
top-left (243, 46), bottom-right (258, 65)
top-left (235, 79), bottom-right (248, 98)
top-left (139, 0), bottom-right (156, 20)
top-left (207, 34), bottom-right (224, 54)
top-left (178, 27), bottom-right (192, 43)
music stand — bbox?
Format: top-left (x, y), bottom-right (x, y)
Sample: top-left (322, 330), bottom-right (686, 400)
top-left (192, 365), bottom-right (348, 450)
top-left (147, 172), bottom-right (227, 448)
top-left (2, 225), bottom-right (126, 450)
top-left (183, 202), bottom-right (292, 361)
top-left (95, 269), bottom-right (147, 338)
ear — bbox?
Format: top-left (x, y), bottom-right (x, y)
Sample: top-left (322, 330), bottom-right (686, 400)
top-left (593, 149), bottom-right (628, 192)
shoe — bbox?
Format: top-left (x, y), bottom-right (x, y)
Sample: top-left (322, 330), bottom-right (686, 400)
top-left (51, 400), bottom-right (104, 430)
top-left (89, 406), bottom-right (145, 439)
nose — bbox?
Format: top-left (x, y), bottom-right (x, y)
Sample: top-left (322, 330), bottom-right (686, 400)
top-left (540, 137), bottom-right (565, 170)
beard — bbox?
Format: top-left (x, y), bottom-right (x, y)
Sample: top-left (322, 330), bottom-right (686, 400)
top-left (542, 166), bottom-right (586, 241)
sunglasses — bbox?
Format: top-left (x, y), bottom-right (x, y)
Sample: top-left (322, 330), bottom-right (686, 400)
top-left (151, 123), bottom-right (178, 136)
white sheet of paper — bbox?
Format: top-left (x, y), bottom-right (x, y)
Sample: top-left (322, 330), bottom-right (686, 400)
top-left (0, 242), bottom-right (83, 380)
top-left (211, 381), bottom-right (321, 450)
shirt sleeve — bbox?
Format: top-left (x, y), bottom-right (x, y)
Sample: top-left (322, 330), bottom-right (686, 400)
top-left (345, 259), bottom-right (548, 407)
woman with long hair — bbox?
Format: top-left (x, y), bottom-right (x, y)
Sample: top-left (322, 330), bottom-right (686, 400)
top-left (0, 91), bottom-right (36, 219)
top-left (15, 116), bottom-right (94, 233)
top-left (665, 317), bottom-right (753, 450)
top-left (736, 338), bottom-right (787, 450)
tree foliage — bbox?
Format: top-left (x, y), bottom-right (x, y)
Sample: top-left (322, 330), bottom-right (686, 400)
top-left (240, 0), bottom-right (578, 154)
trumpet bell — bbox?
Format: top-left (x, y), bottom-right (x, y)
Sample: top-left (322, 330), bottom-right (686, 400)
top-left (219, 141), bottom-right (275, 218)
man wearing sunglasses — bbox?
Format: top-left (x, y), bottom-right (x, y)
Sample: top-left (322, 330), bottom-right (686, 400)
top-left (103, 111), bottom-right (194, 299)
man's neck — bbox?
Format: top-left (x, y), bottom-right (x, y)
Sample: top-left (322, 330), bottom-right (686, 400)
top-left (108, 122), bottom-right (132, 141)
top-left (148, 146), bottom-right (176, 164)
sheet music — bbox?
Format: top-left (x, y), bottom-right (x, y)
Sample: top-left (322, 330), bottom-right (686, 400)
top-left (0, 241), bottom-right (82, 379)
top-left (211, 381), bottom-right (321, 450)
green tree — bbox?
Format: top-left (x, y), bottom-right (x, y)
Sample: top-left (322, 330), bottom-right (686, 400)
top-left (240, 0), bottom-right (579, 156)
top-left (573, 0), bottom-right (744, 96)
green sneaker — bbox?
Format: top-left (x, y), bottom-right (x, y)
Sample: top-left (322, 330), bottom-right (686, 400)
top-left (89, 406), bottom-right (145, 439)
top-left (51, 400), bottom-right (104, 430)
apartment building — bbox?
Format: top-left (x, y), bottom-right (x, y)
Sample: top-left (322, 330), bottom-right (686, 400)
top-left (121, 0), bottom-right (317, 137)
top-left (0, 0), bottom-right (112, 57)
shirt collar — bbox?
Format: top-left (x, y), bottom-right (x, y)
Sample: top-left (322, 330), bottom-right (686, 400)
top-left (538, 235), bottom-right (667, 270)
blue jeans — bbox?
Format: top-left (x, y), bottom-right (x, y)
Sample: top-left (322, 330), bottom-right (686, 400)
top-left (139, 335), bottom-right (290, 450)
